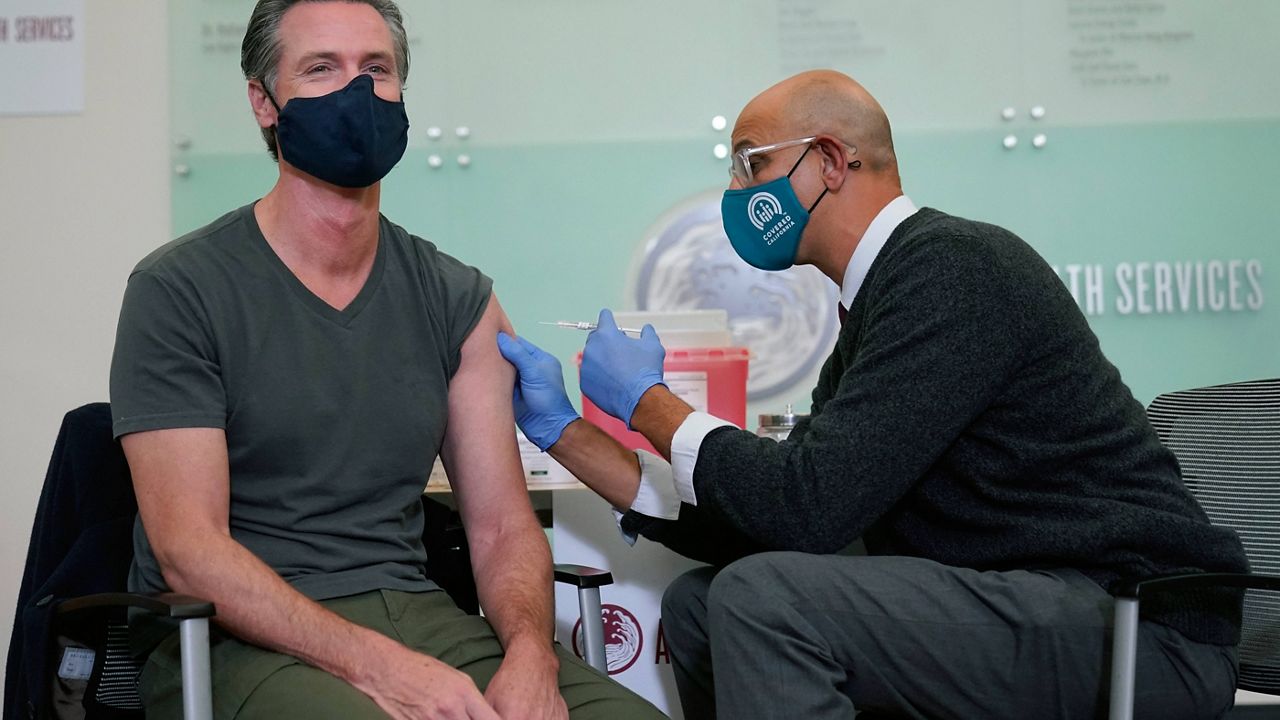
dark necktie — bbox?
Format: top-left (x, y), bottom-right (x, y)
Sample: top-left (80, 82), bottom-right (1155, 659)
top-left (838, 302), bottom-right (848, 326)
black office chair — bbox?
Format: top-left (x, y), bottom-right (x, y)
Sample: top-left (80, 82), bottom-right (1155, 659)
top-left (4, 403), bottom-right (214, 720)
top-left (1109, 378), bottom-right (1280, 719)
top-left (6, 403), bottom-right (613, 720)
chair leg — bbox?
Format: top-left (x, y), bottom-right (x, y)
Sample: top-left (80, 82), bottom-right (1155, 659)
top-left (1108, 597), bottom-right (1139, 720)
top-left (577, 586), bottom-right (607, 674)
top-left (179, 617), bottom-right (214, 720)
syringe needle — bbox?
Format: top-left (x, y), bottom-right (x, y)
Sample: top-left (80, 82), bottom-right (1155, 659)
top-left (538, 321), bottom-right (645, 334)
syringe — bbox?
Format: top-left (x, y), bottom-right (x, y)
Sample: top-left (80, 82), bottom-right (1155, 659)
top-left (539, 321), bottom-right (645, 334)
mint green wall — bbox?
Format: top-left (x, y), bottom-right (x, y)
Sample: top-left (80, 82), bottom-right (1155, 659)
top-left (170, 1), bottom-right (1279, 418)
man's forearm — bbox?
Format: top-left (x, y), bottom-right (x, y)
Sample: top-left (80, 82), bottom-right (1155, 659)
top-left (547, 419), bottom-right (643, 509)
top-left (160, 532), bottom-right (397, 689)
top-left (468, 516), bottom-right (557, 661)
top-left (629, 386), bottom-right (695, 461)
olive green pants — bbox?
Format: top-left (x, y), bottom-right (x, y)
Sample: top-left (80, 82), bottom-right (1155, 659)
top-left (138, 589), bottom-right (665, 719)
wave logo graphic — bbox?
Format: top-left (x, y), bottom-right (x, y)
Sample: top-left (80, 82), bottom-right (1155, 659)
top-left (748, 192), bottom-right (783, 231)
top-left (571, 603), bottom-right (643, 675)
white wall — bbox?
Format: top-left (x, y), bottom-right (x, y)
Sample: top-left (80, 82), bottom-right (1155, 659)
top-left (0, 2), bottom-right (169, 682)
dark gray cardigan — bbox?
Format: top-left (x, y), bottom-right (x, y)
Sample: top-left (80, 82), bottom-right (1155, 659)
top-left (628, 207), bottom-right (1245, 646)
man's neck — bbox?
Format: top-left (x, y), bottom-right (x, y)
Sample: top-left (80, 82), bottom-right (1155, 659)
top-left (255, 167), bottom-right (382, 279)
top-left (808, 188), bottom-right (898, 287)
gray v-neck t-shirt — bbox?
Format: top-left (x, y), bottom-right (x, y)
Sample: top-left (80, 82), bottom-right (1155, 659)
top-left (110, 203), bottom-right (492, 600)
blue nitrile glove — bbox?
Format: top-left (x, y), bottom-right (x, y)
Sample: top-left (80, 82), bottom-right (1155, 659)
top-left (580, 308), bottom-right (666, 429)
top-left (496, 332), bottom-right (580, 451)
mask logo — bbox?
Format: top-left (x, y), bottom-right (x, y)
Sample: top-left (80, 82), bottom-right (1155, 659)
top-left (748, 192), bottom-right (784, 231)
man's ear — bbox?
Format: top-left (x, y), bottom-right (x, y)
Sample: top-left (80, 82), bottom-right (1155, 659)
top-left (814, 135), bottom-right (853, 191)
top-left (247, 80), bottom-right (278, 130)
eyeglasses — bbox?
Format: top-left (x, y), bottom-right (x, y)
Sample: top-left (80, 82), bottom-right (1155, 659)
top-left (729, 136), bottom-right (858, 186)
top-left (729, 137), bottom-right (813, 186)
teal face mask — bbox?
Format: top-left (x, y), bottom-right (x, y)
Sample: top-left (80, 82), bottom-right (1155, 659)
top-left (721, 143), bottom-right (860, 271)
top-left (721, 144), bottom-right (824, 271)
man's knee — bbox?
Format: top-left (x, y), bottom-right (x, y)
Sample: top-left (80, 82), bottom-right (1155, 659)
top-left (660, 565), bottom-right (717, 635)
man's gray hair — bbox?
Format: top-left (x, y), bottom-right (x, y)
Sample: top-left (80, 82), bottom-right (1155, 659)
top-left (241, 0), bottom-right (411, 160)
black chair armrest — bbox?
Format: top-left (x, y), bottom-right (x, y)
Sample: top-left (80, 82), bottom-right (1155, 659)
top-left (1111, 572), bottom-right (1280, 600)
top-left (54, 592), bottom-right (216, 619)
top-left (553, 564), bottom-right (614, 589)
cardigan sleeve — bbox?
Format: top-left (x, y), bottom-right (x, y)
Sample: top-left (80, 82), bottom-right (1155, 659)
top-left (619, 503), bottom-right (767, 566)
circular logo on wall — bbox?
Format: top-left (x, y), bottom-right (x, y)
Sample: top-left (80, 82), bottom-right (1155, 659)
top-left (571, 603), bottom-right (643, 675)
top-left (629, 190), bottom-right (839, 400)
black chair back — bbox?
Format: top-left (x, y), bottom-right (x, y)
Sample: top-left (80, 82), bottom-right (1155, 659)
top-left (1147, 378), bottom-right (1280, 694)
top-left (420, 496), bottom-right (479, 614)
top-left (5, 403), bottom-right (143, 720)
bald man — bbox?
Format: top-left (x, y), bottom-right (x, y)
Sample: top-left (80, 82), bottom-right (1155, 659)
top-left (498, 71), bottom-right (1245, 719)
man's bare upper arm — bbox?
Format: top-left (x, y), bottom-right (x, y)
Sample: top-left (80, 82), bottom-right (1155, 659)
top-left (440, 292), bottom-right (531, 529)
top-left (121, 427), bottom-right (232, 565)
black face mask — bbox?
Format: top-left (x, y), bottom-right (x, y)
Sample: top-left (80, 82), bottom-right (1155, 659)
top-left (267, 73), bottom-right (409, 188)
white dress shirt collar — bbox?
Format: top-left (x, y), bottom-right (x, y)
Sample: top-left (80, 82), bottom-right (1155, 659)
top-left (839, 195), bottom-right (919, 310)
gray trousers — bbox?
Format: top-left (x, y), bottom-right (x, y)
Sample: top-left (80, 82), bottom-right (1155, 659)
top-left (661, 553), bottom-right (1238, 720)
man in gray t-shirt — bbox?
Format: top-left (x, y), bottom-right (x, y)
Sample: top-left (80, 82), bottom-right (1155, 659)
top-left (113, 204), bottom-right (494, 603)
top-left (109, 1), bottom-right (660, 718)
